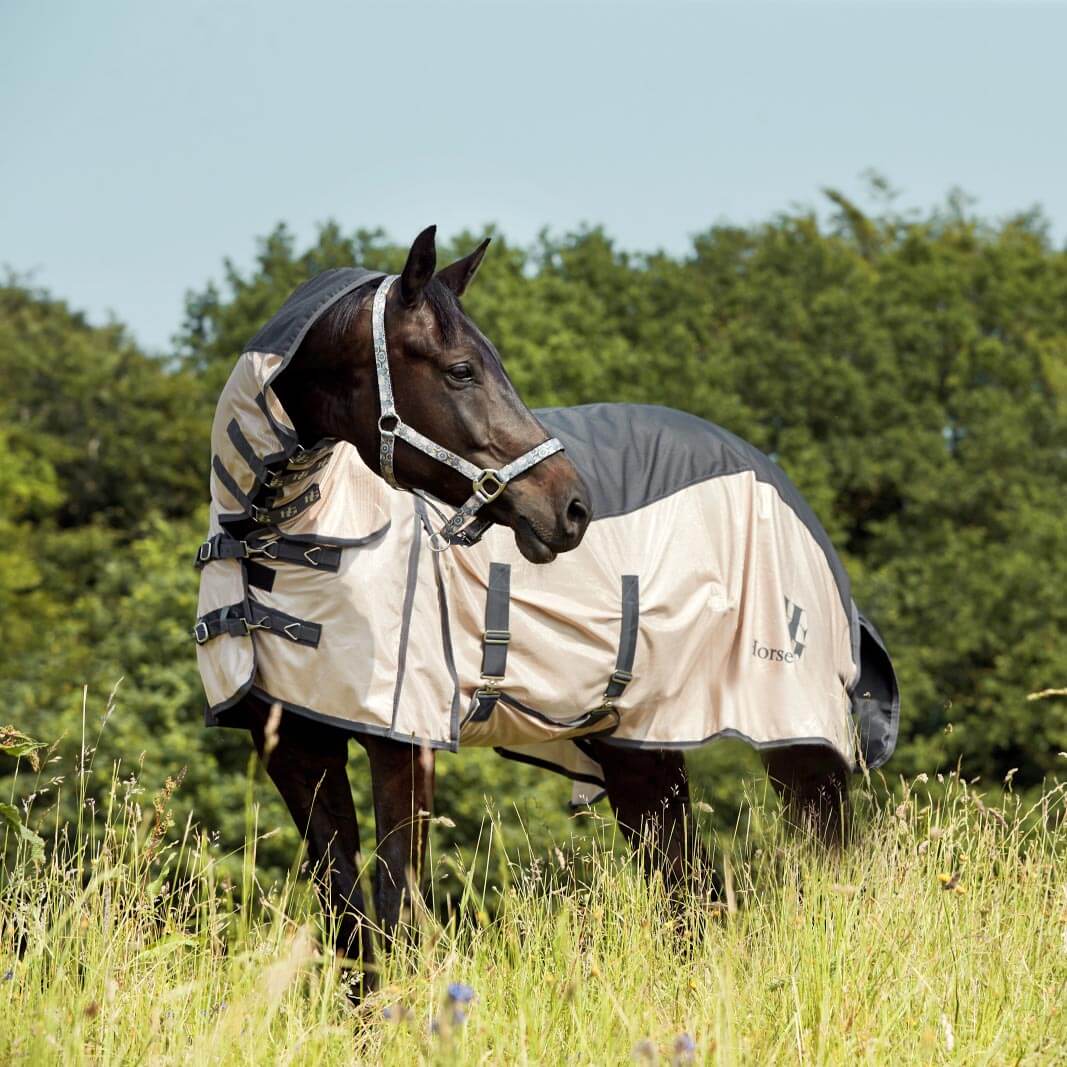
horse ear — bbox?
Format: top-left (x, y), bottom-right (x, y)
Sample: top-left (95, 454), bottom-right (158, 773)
top-left (399, 225), bottom-right (437, 307)
top-left (436, 238), bottom-right (491, 297)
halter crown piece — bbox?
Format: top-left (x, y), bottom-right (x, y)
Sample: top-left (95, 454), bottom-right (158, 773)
top-left (372, 274), bottom-right (565, 552)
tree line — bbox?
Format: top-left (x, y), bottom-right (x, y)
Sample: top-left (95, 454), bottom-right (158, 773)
top-left (2, 189), bottom-right (1065, 873)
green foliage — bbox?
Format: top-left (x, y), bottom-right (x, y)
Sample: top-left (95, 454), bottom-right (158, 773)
top-left (2, 192), bottom-right (1066, 881)
top-left (0, 282), bottom-right (204, 527)
top-left (0, 726), bottom-right (45, 763)
top-left (0, 802), bottom-right (44, 865)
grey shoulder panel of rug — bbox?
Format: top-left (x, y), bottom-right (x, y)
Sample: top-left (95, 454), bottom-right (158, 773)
top-left (537, 402), bottom-right (794, 519)
top-left (538, 402), bottom-right (851, 608)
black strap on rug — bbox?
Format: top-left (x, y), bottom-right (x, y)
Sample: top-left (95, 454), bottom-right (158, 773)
top-left (469, 562), bottom-right (511, 723)
top-left (481, 562), bottom-right (512, 682)
top-left (226, 420), bottom-right (333, 490)
top-left (249, 483), bottom-right (321, 525)
top-left (195, 532), bottom-right (342, 572)
top-left (212, 455), bottom-right (322, 526)
top-left (192, 600), bottom-right (322, 647)
top-left (225, 419), bottom-right (275, 486)
top-left (603, 574), bottom-right (639, 705)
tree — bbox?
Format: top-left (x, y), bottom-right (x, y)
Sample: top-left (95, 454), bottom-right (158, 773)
top-left (4, 191), bottom-right (1066, 881)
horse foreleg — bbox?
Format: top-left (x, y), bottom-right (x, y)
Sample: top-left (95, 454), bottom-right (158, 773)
top-left (587, 742), bottom-right (709, 899)
top-left (360, 736), bottom-right (435, 947)
top-left (762, 743), bottom-right (850, 848)
top-left (247, 705), bottom-right (373, 985)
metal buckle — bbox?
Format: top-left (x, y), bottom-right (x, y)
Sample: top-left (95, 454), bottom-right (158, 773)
top-left (473, 469), bottom-right (506, 504)
top-left (483, 629), bottom-right (511, 645)
top-left (610, 669), bottom-right (633, 686)
top-left (282, 621), bottom-right (302, 641)
top-left (250, 505), bottom-right (269, 524)
top-left (450, 516), bottom-right (491, 548)
top-left (247, 538), bottom-right (279, 560)
top-left (197, 540), bottom-right (213, 564)
top-left (477, 677), bottom-right (504, 696)
top-left (192, 620), bottom-right (211, 644)
top-left (303, 545), bottom-right (321, 566)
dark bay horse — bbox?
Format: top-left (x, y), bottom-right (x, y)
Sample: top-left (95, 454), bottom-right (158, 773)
top-left (226, 227), bottom-right (849, 992)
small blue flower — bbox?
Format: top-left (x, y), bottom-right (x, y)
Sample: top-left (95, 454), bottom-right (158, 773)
top-left (2, 969), bottom-right (13, 982)
top-left (672, 1033), bottom-right (697, 1064)
top-left (446, 982), bottom-right (475, 1005)
top-left (632, 1039), bottom-right (657, 1063)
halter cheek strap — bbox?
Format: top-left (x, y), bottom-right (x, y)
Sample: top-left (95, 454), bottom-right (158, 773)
top-left (371, 274), bottom-right (564, 550)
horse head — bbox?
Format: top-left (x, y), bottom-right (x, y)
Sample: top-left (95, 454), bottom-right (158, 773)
top-left (274, 226), bottom-right (591, 563)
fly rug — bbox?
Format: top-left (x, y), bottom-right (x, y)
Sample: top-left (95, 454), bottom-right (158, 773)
top-left (194, 251), bottom-right (899, 983)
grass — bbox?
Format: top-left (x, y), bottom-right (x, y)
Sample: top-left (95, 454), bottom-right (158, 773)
top-left (2, 738), bottom-right (1066, 1065)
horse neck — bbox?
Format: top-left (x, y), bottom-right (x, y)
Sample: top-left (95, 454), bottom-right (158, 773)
top-left (272, 334), bottom-right (374, 455)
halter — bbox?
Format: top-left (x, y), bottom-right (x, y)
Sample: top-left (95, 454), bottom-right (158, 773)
top-left (372, 274), bottom-right (564, 551)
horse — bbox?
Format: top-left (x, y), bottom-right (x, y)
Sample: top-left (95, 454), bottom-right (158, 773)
top-left (194, 225), bottom-right (897, 994)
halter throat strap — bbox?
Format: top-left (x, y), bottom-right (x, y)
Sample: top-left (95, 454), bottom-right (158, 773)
top-left (371, 274), bottom-right (564, 550)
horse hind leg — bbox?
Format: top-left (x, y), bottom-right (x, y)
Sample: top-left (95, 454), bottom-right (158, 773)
top-left (761, 743), bottom-right (850, 848)
top-left (587, 742), bottom-right (713, 900)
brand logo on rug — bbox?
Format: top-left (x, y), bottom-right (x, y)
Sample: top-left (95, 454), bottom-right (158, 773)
top-left (751, 597), bottom-right (808, 664)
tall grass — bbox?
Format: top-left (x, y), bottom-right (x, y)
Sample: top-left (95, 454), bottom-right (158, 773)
top-left (2, 734), bottom-right (1065, 1065)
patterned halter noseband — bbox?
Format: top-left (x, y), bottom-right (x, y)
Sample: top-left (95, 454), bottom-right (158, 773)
top-left (371, 274), bottom-right (564, 551)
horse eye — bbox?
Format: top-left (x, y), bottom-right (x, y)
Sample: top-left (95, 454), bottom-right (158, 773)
top-left (447, 363), bottom-right (473, 382)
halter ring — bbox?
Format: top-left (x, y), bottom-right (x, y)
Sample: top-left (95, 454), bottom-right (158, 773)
top-left (473, 469), bottom-right (506, 504)
top-left (378, 413), bottom-right (400, 434)
top-left (427, 531), bottom-right (452, 553)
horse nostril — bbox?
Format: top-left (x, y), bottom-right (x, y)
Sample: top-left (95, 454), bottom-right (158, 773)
top-left (566, 496), bottom-right (590, 533)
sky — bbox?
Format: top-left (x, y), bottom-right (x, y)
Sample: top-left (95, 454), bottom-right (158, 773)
top-left (2, 1), bottom-right (1066, 353)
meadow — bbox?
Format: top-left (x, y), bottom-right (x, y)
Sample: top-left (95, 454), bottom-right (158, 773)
top-left (5, 202), bottom-right (1067, 1062)
top-left (2, 725), bottom-right (1064, 1066)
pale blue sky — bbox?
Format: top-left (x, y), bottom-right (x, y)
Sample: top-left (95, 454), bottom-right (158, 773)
top-left (2, 1), bottom-right (1065, 352)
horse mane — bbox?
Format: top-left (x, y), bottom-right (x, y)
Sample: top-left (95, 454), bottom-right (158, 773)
top-left (318, 275), bottom-right (464, 349)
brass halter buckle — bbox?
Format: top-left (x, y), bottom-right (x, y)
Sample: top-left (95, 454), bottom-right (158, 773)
top-left (473, 469), bottom-right (506, 504)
